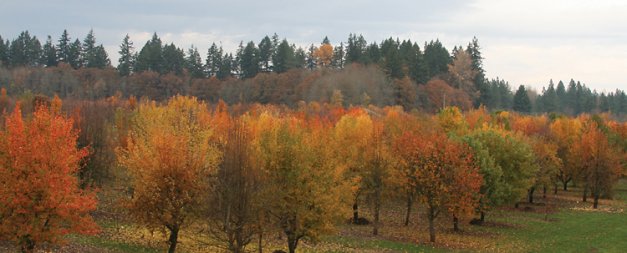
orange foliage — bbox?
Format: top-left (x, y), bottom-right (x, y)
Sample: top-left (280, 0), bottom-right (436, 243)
top-left (0, 103), bottom-right (98, 252)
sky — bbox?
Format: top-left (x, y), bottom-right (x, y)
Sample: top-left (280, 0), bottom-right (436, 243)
top-left (1, 0), bottom-right (626, 92)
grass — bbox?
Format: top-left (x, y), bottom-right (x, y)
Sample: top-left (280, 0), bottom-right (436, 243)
top-left (61, 179), bottom-right (626, 252)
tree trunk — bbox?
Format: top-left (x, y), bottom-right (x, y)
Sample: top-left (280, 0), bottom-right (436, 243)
top-left (453, 216), bottom-right (459, 232)
top-left (20, 236), bottom-right (35, 253)
top-left (167, 225), bottom-right (179, 253)
top-left (352, 203), bottom-right (359, 223)
top-left (562, 179), bottom-right (569, 191)
top-left (287, 234), bottom-right (299, 253)
top-left (258, 230), bottom-right (263, 253)
top-left (543, 185), bottom-right (547, 198)
top-left (593, 191), bottom-right (600, 209)
top-left (404, 194), bottom-right (413, 226)
top-left (554, 183), bottom-right (558, 194)
top-left (582, 185), bottom-right (588, 202)
top-left (373, 199), bottom-right (380, 235)
top-left (528, 187), bottom-right (535, 203)
top-left (480, 211), bottom-right (485, 223)
top-left (428, 208), bottom-right (436, 243)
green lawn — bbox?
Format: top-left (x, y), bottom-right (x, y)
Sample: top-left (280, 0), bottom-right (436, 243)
top-left (65, 179), bottom-right (626, 252)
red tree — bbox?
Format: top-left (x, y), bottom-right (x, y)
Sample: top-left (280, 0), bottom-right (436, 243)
top-left (0, 103), bottom-right (98, 253)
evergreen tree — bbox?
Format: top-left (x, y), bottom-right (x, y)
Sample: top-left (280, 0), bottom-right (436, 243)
top-left (424, 39), bottom-right (451, 79)
top-left (9, 31), bottom-right (42, 67)
top-left (92, 45), bottom-right (110, 68)
top-left (365, 42), bottom-right (380, 65)
top-left (217, 53), bottom-right (234, 80)
top-left (467, 37), bottom-right (488, 107)
top-left (258, 35), bottom-right (273, 72)
top-left (541, 80), bottom-right (557, 112)
top-left (272, 39), bottom-right (296, 73)
top-left (345, 33), bottom-right (367, 64)
top-left (0, 36), bottom-right (9, 67)
top-left (205, 43), bottom-right (222, 77)
top-left (513, 85), bottom-right (532, 113)
top-left (239, 41), bottom-right (260, 78)
top-left (556, 80), bottom-right (566, 110)
top-left (162, 43), bottom-right (185, 75)
top-left (82, 29), bottom-right (97, 67)
top-left (380, 39), bottom-right (403, 78)
top-left (331, 42), bottom-right (345, 69)
top-left (68, 39), bottom-right (83, 68)
top-left (135, 33), bottom-right (163, 73)
top-left (41, 35), bottom-right (58, 67)
top-left (186, 45), bottom-right (204, 78)
top-left (118, 34), bottom-right (135, 76)
top-left (57, 30), bottom-right (71, 64)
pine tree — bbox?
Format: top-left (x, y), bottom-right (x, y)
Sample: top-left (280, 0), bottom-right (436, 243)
top-left (82, 29), bottom-right (97, 67)
top-left (186, 45), bottom-right (204, 78)
top-left (135, 33), bottom-right (163, 73)
top-left (57, 30), bottom-right (71, 64)
top-left (258, 35), bottom-right (273, 72)
top-left (162, 43), bottom-right (185, 75)
top-left (272, 39), bottom-right (296, 73)
top-left (68, 38), bottom-right (83, 68)
top-left (118, 34), bottom-right (135, 76)
top-left (9, 31), bottom-right (42, 67)
top-left (424, 39), bottom-right (451, 79)
top-left (41, 35), bottom-right (58, 67)
top-left (513, 85), bottom-right (532, 113)
top-left (467, 37), bottom-right (488, 107)
top-left (205, 43), bottom-right (222, 77)
top-left (0, 36), bottom-right (9, 67)
top-left (239, 41), bottom-right (260, 78)
top-left (331, 42), bottom-right (345, 69)
top-left (217, 53), bottom-right (234, 80)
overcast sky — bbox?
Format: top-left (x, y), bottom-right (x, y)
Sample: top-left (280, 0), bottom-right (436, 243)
top-left (1, 0), bottom-right (626, 92)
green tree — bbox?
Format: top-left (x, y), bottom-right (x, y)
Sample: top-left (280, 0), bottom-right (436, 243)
top-left (186, 45), bottom-right (205, 78)
top-left (466, 37), bottom-right (488, 106)
top-left (135, 33), bottom-right (163, 73)
top-left (81, 30), bottom-right (110, 68)
top-left (57, 29), bottom-right (71, 64)
top-left (513, 85), bottom-right (532, 113)
top-left (331, 42), bottom-right (345, 69)
top-left (424, 39), bottom-right (451, 79)
top-left (464, 128), bottom-right (538, 221)
top-left (205, 42), bottom-right (222, 77)
top-left (118, 34), bottom-right (135, 76)
top-left (239, 41), bottom-right (260, 78)
top-left (0, 36), bottom-right (9, 67)
top-left (68, 38), bottom-right (83, 68)
top-left (9, 31), bottom-right (42, 67)
top-left (258, 35), bottom-right (273, 72)
top-left (161, 43), bottom-right (185, 75)
top-left (41, 35), bottom-right (58, 67)
top-left (217, 53), bottom-right (234, 80)
top-left (272, 39), bottom-right (296, 73)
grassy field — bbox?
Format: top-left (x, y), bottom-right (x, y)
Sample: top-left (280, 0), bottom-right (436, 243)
top-left (4, 179), bottom-right (623, 253)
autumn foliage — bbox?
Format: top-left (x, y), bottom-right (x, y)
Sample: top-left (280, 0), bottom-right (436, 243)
top-left (0, 103), bottom-right (98, 252)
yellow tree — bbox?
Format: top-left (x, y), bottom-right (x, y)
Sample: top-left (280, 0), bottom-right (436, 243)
top-left (116, 96), bottom-right (220, 253)
top-left (333, 110), bottom-right (373, 224)
top-left (256, 114), bottom-right (349, 253)
top-left (314, 43), bottom-right (334, 67)
top-left (573, 122), bottom-right (622, 208)
top-left (549, 117), bottom-right (582, 191)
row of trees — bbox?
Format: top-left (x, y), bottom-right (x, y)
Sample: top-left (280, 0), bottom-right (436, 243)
top-left (1, 93), bottom-right (623, 252)
top-left (0, 30), bottom-right (110, 69)
top-left (1, 30), bottom-right (625, 116)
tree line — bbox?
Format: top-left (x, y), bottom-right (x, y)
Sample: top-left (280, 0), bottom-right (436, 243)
top-left (0, 93), bottom-right (624, 253)
top-left (0, 30), bottom-right (625, 116)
